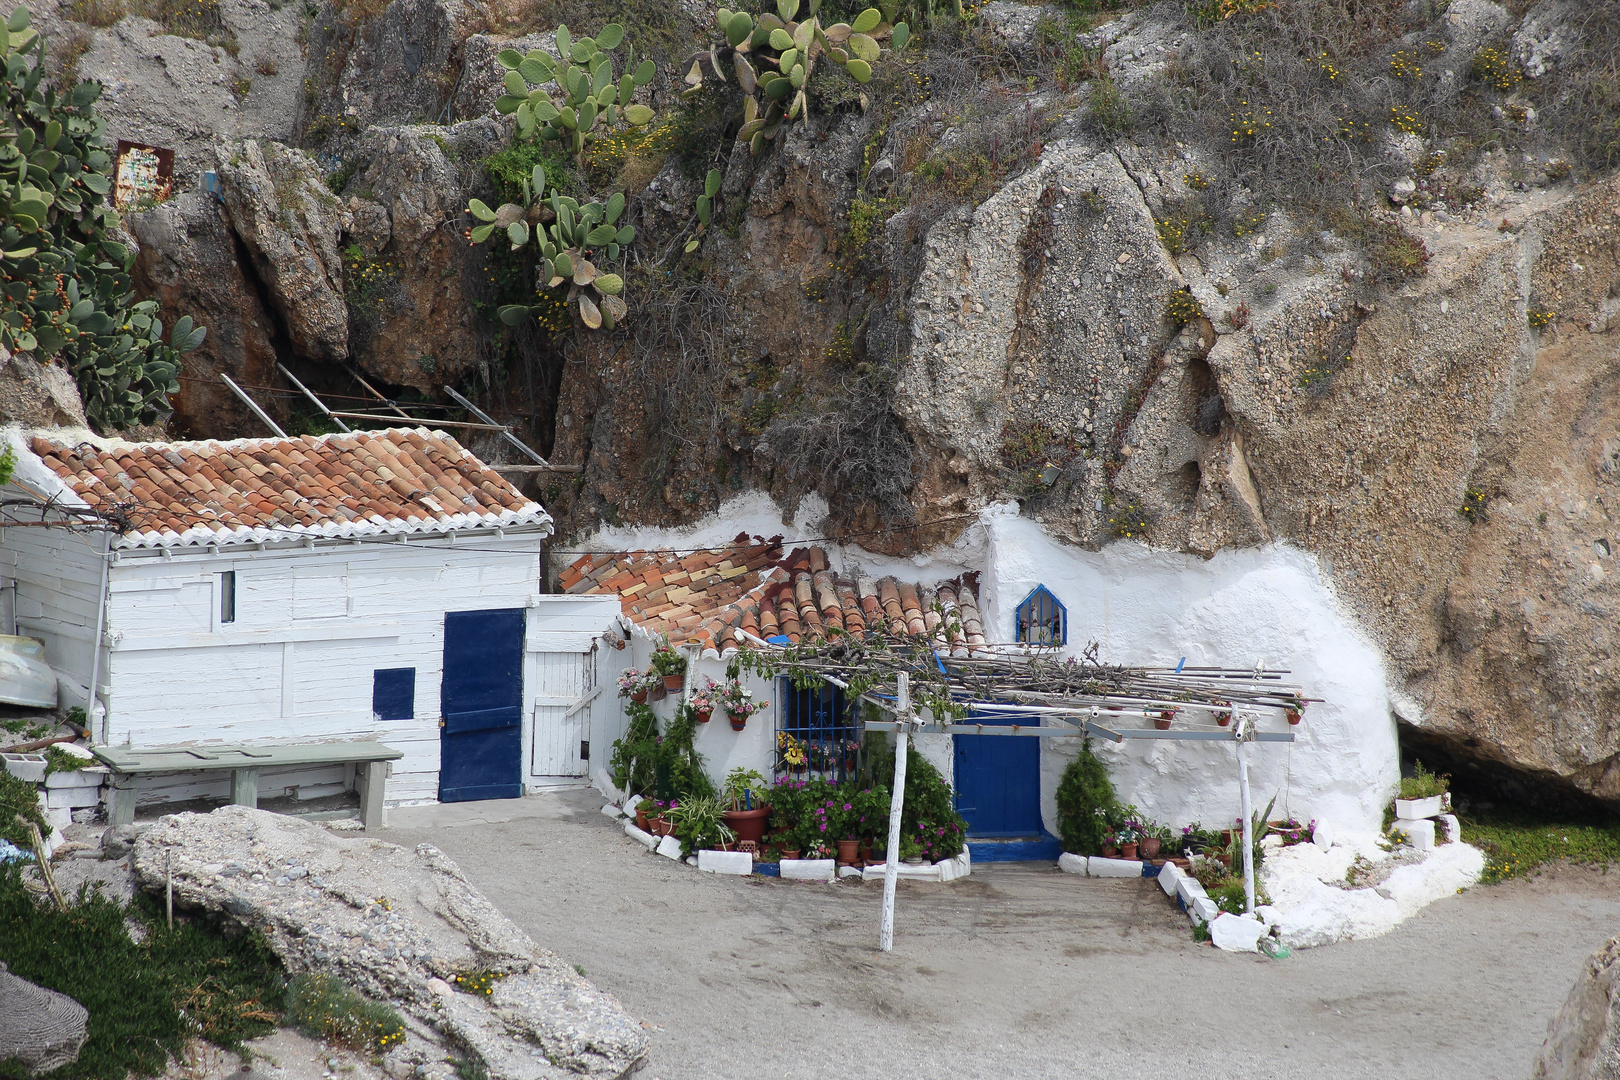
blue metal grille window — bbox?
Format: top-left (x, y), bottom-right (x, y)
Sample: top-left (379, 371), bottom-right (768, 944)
top-left (1014, 585), bottom-right (1066, 645)
top-left (775, 678), bottom-right (859, 784)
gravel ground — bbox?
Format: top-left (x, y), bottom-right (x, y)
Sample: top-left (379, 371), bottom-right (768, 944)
top-left (387, 789), bottom-right (1620, 1080)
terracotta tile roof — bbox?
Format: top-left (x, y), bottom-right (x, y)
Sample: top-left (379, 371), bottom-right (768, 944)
top-left (25, 428), bottom-right (550, 548)
top-left (564, 535), bottom-right (988, 655)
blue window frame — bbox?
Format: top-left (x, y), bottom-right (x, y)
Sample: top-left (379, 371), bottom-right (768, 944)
top-left (373, 667), bottom-right (416, 720)
top-left (1015, 585), bottom-right (1066, 646)
top-left (776, 678), bottom-right (858, 783)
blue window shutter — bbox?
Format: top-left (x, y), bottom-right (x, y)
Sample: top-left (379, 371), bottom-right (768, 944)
top-left (373, 668), bottom-right (416, 720)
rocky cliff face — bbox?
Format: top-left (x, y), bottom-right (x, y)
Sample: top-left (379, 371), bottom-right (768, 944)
top-left (9, 0), bottom-right (1619, 805)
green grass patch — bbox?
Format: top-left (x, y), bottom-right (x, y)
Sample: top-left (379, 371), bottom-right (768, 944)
top-left (285, 973), bottom-right (406, 1052)
top-left (0, 864), bottom-right (284, 1079)
top-left (1468, 811), bottom-right (1620, 885)
top-left (0, 768), bottom-right (49, 849)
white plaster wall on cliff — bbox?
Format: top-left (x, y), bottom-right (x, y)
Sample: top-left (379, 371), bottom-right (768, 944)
top-left (978, 508), bottom-right (1397, 836)
top-left (571, 491), bottom-right (833, 565)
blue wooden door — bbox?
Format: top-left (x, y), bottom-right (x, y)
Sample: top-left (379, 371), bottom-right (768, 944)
top-left (954, 711), bottom-right (1044, 836)
top-left (440, 608), bottom-right (524, 802)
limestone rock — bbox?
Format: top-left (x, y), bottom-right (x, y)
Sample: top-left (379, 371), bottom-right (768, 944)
top-left (454, 32), bottom-right (555, 122)
top-left (1209, 912), bottom-right (1267, 952)
top-left (1514, 0), bottom-right (1580, 79)
top-left (0, 962), bottom-right (89, 1076)
top-left (342, 125), bottom-right (481, 391)
top-left (128, 191), bottom-right (285, 438)
top-left (0, 348), bottom-right (86, 428)
top-left (978, 2), bottom-right (1066, 55)
top-left (218, 140), bottom-right (352, 364)
top-left (1534, 933), bottom-right (1620, 1079)
top-left (132, 807), bottom-right (646, 1079)
top-left (308, 0), bottom-right (487, 133)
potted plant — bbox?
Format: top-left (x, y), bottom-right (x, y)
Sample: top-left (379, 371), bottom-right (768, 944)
top-left (689, 678), bottom-right (720, 723)
top-left (617, 669), bottom-right (655, 704)
top-left (634, 797), bottom-right (656, 832)
top-left (718, 679), bottom-right (767, 731)
top-left (647, 799), bottom-right (677, 837)
top-left (1117, 821), bottom-right (1141, 860)
top-left (1139, 819), bottom-right (1164, 860)
top-left (1286, 703), bottom-right (1305, 726)
top-left (667, 794), bottom-right (735, 855)
top-left (651, 639), bottom-right (687, 693)
top-left (1213, 700), bottom-right (1232, 728)
top-left (1101, 828), bottom-right (1120, 858)
top-left (1395, 760), bottom-right (1449, 820)
top-left (1153, 708), bottom-right (1176, 731)
top-left (721, 767), bottom-right (772, 844)
top-left (805, 838), bottom-right (834, 861)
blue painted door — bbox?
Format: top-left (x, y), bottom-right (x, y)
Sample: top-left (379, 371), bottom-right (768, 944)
top-left (954, 711), bottom-right (1044, 836)
top-left (440, 608), bottom-right (525, 802)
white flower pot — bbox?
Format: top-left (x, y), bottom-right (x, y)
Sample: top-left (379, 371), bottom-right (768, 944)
top-left (1395, 795), bottom-right (1443, 820)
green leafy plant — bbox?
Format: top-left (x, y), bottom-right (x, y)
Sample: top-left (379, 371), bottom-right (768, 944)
top-left (864, 740), bottom-right (966, 860)
top-left (649, 638), bottom-right (688, 678)
top-left (0, 444), bottom-right (14, 486)
top-left (1165, 287), bottom-right (1205, 328)
top-left (1458, 486), bottom-right (1487, 523)
top-left (466, 166), bottom-right (633, 329)
top-left (0, 765), bottom-right (48, 848)
top-left (668, 793), bottom-right (736, 854)
top-left (285, 973), bottom-right (405, 1052)
top-left (722, 766), bottom-right (770, 810)
top-left (493, 23), bottom-right (656, 164)
top-left (1108, 499), bottom-right (1150, 540)
top-left (1054, 737), bottom-right (1118, 855)
top-left (1399, 760), bottom-right (1449, 800)
top-left (1527, 305), bottom-right (1554, 329)
top-left (0, 6), bottom-right (206, 430)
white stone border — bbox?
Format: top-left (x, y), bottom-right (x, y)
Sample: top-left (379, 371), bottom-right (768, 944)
top-left (611, 806), bottom-right (972, 884)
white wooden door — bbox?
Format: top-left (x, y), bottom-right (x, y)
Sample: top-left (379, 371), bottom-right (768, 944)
top-left (530, 650), bottom-right (596, 778)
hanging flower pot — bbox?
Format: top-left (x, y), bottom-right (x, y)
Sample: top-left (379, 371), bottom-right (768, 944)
top-left (1215, 712), bottom-right (1232, 727)
top-left (630, 689), bottom-right (648, 705)
top-left (662, 672), bottom-right (685, 693)
top-left (1286, 707), bottom-right (1304, 726)
top-left (1154, 710), bottom-right (1175, 730)
top-left (728, 711), bottom-right (748, 731)
top-left (649, 683), bottom-right (667, 702)
top-left (695, 708), bottom-right (712, 724)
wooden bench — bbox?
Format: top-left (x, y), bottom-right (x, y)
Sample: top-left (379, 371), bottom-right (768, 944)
top-left (92, 741), bottom-right (404, 830)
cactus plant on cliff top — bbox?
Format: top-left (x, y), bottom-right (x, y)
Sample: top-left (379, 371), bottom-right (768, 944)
top-left (682, 0), bottom-right (909, 252)
top-left (493, 23), bottom-right (656, 165)
top-left (0, 6), bottom-right (205, 430)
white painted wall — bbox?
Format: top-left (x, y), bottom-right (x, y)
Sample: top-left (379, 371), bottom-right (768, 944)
top-left (575, 495), bottom-right (1398, 838)
top-left (0, 524), bottom-right (105, 709)
top-left (524, 594), bottom-right (622, 789)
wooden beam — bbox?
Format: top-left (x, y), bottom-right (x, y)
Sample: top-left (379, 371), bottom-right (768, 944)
top-left (323, 412), bottom-right (512, 432)
top-left (488, 463), bottom-right (583, 474)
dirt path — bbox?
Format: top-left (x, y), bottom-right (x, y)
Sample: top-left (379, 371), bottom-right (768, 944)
top-left (388, 790), bottom-right (1618, 1080)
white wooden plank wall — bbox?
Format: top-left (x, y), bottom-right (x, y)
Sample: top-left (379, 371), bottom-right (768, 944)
top-left (98, 538), bottom-right (543, 804)
top-left (0, 525), bottom-right (105, 702)
top-left (530, 651), bottom-right (587, 778)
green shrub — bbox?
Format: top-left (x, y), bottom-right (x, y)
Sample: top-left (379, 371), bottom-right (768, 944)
top-left (0, 864), bottom-right (283, 1079)
top-left (0, 767), bottom-right (48, 849)
top-left (864, 742), bottom-right (968, 860)
top-left (1165, 287), bottom-right (1205, 327)
top-left (1054, 738), bottom-right (1117, 855)
top-left (1399, 760), bottom-right (1449, 800)
top-left (482, 140), bottom-right (572, 206)
top-left (1085, 74), bottom-right (1132, 136)
top-left (285, 973), bottom-right (405, 1052)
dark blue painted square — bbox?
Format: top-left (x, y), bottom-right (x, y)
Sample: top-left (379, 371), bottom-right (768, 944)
top-left (373, 667), bottom-right (416, 720)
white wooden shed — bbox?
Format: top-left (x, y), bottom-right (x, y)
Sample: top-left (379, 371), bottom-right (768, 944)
top-left (0, 426), bottom-right (619, 813)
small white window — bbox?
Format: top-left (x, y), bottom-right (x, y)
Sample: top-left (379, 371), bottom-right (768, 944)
top-left (219, 570), bottom-right (236, 625)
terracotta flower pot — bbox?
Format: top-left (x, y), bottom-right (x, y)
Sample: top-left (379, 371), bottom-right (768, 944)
top-left (695, 708), bottom-right (712, 723)
top-left (859, 841), bottom-right (872, 864)
top-left (1287, 708), bottom-right (1303, 726)
top-left (649, 817), bottom-right (673, 837)
top-left (650, 684), bottom-right (667, 702)
top-left (781, 848), bottom-right (801, 861)
top-left (722, 806), bottom-right (771, 845)
top-left (1140, 837), bottom-right (1162, 859)
top-left (836, 838), bottom-right (861, 866)
top-left (662, 673), bottom-right (685, 693)
top-left (728, 711), bottom-right (747, 731)
top-left (1102, 845), bottom-right (1120, 859)
top-left (630, 690), bottom-right (648, 704)
top-left (1216, 712), bottom-right (1232, 728)
top-left (1153, 714), bottom-right (1173, 730)
top-left (1121, 842), bottom-right (1139, 860)
top-left (635, 810), bottom-right (649, 831)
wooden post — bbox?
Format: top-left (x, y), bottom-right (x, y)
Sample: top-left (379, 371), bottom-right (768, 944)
top-left (1237, 715), bottom-right (1255, 914)
top-left (359, 760), bottom-right (387, 831)
top-left (880, 673), bottom-right (910, 953)
top-left (110, 774), bottom-right (138, 826)
top-left (230, 767), bottom-right (259, 809)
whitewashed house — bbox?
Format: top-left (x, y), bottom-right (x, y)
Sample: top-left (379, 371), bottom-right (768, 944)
top-left (0, 426), bottom-right (618, 813)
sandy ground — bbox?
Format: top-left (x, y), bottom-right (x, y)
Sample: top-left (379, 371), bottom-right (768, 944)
top-left (383, 789), bottom-right (1620, 1080)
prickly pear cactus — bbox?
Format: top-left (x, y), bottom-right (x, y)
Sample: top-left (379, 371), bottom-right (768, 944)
top-left (0, 6), bottom-right (205, 430)
top-left (681, 0), bottom-right (908, 251)
top-left (493, 23), bottom-right (657, 164)
top-left (467, 165), bottom-right (634, 330)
